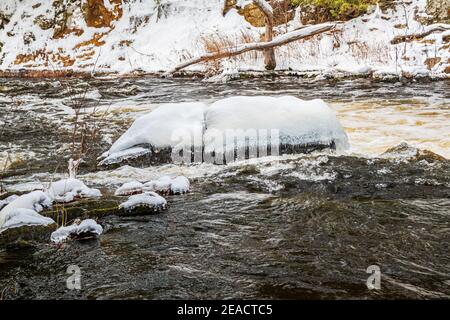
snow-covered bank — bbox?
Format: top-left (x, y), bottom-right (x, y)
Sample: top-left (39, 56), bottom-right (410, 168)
top-left (0, 0), bottom-right (448, 79)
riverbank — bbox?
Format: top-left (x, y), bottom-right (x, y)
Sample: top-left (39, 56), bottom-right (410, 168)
top-left (1, 1), bottom-right (449, 79)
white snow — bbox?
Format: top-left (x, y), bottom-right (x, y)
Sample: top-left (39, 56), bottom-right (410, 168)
top-left (143, 176), bottom-right (173, 194)
top-left (114, 180), bottom-right (144, 196)
top-left (119, 192), bottom-right (167, 212)
top-left (204, 96), bottom-right (349, 154)
top-left (102, 102), bottom-right (206, 164)
top-left (0, 208), bottom-right (55, 232)
top-left (48, 178), bottom-right (102, 203)
top-left (0, 195), bottom-right (19, 210)
top-left (0, 191), bottom-right (53, 229)
top-left (144, 175), bottom-right (190, 194)
top-left (50, 219), bottom-right (103, 243)
top-left (169, 176), bottom-right (190, 194)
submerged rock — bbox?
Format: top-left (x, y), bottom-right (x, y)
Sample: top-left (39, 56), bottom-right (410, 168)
top-left (0, 223), bottom-right (56, 246)
top-left (381, 142), bottom-right (447, 162)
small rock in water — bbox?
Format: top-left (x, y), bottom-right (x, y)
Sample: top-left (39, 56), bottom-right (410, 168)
top-left (115, 181), bottom-right (144, 196)
top-left (119, 192), bottom-right (167, 214)
top-left (144, 176), bottom-right (190, 195)
top-left (51, 219), bottom-right (103, 244)
top-left (0, 191), bottom-right (53, 229)
top-left (48, 178), bottom-right (102, 203)
top-left (1, 208), bottom-right (55, 232)
top-left (169, 176), bottom-right (190, 195)
top-left (381, 142), bottom-right (446, 162)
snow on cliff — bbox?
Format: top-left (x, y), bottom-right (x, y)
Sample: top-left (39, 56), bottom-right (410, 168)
top-left (0, 0), bottom-right (448, 78)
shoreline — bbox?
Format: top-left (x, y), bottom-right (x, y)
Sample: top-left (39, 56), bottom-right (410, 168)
top-left (0, 69), bottom-right (448, 81)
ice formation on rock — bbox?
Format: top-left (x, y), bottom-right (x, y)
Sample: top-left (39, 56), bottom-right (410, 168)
top-left (51, 219), bottom-right (103, 243)
top-left (119, 192), bottom-right (167, 212)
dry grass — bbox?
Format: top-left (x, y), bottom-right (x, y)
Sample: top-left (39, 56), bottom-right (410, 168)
top-left (198, 29), bottom-right (261, 74)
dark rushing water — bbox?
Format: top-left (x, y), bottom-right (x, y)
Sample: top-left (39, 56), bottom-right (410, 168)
top-left (0, 77), bottom-right (449, 299)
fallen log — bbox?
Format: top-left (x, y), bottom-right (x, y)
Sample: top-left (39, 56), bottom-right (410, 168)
top-left (163, 22), bottom-right (336, 77)
top-left (391, 25), bottom-right (450, 44)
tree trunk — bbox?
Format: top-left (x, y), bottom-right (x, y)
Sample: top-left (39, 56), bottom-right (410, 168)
top-left (253, 0), bottom-right (276, 70)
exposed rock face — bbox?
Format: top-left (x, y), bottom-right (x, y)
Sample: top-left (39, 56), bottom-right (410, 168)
top-left (425, 0), bottom-right (450, 23)
top-left (52, 0), bottom-right (85, 39)
top-left (52, 0), bottom-right (122, 38)
top-left (82, 0), bottom-right (123, 28)
top-left (224, 0), bottom-right (295, 27)
top-left (34, 14), bottom-right (55, 30)
top-left (0, 11), bottom-right (11, 29)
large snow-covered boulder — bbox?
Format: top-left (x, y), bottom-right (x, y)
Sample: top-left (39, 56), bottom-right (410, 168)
top-left (99, 96), bottom-right (349, 166)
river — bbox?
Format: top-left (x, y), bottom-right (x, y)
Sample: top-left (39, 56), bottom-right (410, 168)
top-left (0, 76), bottom-right (449, 299)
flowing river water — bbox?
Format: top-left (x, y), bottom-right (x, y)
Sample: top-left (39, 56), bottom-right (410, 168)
top-left (0, 76), bottom-right (449, 299)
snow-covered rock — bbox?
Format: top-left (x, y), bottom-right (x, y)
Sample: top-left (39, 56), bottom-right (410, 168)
top-left (143, 176), bottom-right (173, 194)
top-left (204, 96), bottom-right (349, 158)
top-left (169, 176), bottom-right (190, 195)
top-left (0, 191), bottom-right (53, 229)
top-left (48, 178), bottom-right (102, 203)
top-left (100, 96), bottom-right (349, 166)
top-left (50, 219), bottom-right (103, 244)
top-left (144, 176), bottom-right (190, 195)
top-left (115, 181), bottom-right (144, 196)
top-left (119, 192), bottom-right (167, 213)
top-left (0, 208), bottom-right (55, 232)
top-left (0, 195), bottom-right (19, 210)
